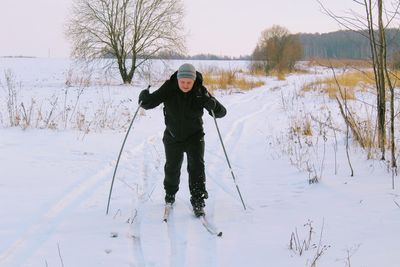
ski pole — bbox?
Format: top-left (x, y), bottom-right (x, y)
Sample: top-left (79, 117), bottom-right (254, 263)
top-left (211, 110), bottom-right (247, 210)
top-left (106, 85), bottom-right (150, 215)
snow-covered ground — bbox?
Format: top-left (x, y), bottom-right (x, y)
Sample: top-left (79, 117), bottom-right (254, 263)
top-left (0, 58), bottom-right (399, 267)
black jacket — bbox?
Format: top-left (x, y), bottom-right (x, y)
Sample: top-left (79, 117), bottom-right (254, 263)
top-left (139, 71), bottom-right (226, 142)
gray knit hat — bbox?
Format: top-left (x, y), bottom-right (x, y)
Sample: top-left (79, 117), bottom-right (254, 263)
top-left (177, 63), bottom-right (196, 80)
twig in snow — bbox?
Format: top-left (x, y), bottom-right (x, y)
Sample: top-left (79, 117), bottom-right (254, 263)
top-left (394, 200), bottom-right (400, 209)
top-left (126, 209), bottom-right (138, 224)
top-left (113, 209), bottom-right (122, 219)
top-left (342, 244), bottom-right (361, 267)
top-left (289, 220), bottom-right (315, 256)
top-left (57, 242), bottom-right (65, 267)
top-left (310, 218), bottom-right (330, 267)
top-left (116, 177), bottom-right (136, 191)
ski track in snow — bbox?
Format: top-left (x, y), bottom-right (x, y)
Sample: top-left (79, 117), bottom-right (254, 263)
top-left (0, 128), bottom-right (164, 267)
top-left (165, 203), bottom-right (188, 267)
top-left (0, 162), bottom-right (115, 266)
top-left (206, 89), bottom-right (280, 208)
top-left (125, 134), bottom-right (163, 267)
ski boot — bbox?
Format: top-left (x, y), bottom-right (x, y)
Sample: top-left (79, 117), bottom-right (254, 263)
top-left (191, 197), bottom-right (205, 217)
top-left (193, 205), bottom-right (205, 217)
top-left (165, 193), bottom-right (175, 205)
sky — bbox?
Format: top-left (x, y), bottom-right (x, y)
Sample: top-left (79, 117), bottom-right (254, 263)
top-left (0, 0), bottom-right (363, 58)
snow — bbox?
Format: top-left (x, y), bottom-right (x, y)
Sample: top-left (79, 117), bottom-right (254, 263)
top-left (0, 58), bottom-right (399, 267)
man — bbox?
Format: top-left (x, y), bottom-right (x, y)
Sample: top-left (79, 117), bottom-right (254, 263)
top-left (138, 63), bottom-right (226, 217)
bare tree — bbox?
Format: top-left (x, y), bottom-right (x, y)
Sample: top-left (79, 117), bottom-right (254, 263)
top-left (66, 0), bottom-right (185, 84)
top-left (251, 25), bottom-right (303, 74)
top-left (318, 0), bottom-right (400, 166)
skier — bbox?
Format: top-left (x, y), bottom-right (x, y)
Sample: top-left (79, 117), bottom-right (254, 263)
top-left (138, 63), bottom-right (226, 217)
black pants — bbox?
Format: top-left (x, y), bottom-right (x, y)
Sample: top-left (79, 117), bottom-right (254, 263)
top-left (163, 132), bottom-right (208, 205)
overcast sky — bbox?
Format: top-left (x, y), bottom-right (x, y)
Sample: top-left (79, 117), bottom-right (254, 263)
top-left (0, 0), bottom-right (362, 58)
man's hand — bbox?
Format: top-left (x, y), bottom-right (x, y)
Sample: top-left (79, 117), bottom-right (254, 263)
top-left (203, 97), bottom-right (216, 111)
top-left (139, 88), bottom-right (150, 104)
top-left (202, 91), bottom-right (216, 110)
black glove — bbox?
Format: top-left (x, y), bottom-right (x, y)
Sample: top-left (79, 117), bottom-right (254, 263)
top-left (138, 88), bottom-right (149, 104)
top-left (203, 97), bottom-right (216, 111)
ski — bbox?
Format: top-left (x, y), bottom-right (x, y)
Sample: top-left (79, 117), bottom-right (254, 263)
top-left (199, 215), bottom-right (223, 237)
top-left (163, 203), bottom-right (173, 222)
top-left (163, 204), bottom-right (222, 237)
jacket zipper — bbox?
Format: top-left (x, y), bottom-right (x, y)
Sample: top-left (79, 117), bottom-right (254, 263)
top-left (182, 93), bottom-right (189, 139)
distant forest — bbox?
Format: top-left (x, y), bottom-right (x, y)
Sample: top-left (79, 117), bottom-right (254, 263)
top-left (297, 29), bottom-right (400, 59)
top-left (156, 29), bottom-right (400, 61)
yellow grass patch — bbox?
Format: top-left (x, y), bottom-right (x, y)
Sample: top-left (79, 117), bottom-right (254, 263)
top-left (268, 70), bottom-right (288, 81)
top-left (307, 58), bottom-right (371, 68)
top-left (388, 70), bottom-right (400, 85)
top-left (301, 71), bottom-right (375, 100)
top-left (202, 69), bottom-right (265, 91)
top-left (247, 68), bottom-right (267, 77)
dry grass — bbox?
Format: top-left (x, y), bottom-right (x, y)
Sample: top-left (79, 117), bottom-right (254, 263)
top-left (335, 98), bottom-right (378, 158)
top-left (290, 116), bottom-right (313, 136)
top-left (307, 58), bottom-right (371, 69)
top-left (252, 68), bottom-right (309, 81)
top-left (268, 70), bottom-right (288, 81)
top-left (302, 66), bottom-right (400, 101)
top-left (202, 68), bottom-right (265, 91)
top-left (247, 68), bottom-right (267, 77)
top-left (305, 67), bottom-right (385, 156)
top-left (301, 71), bottom-right (375, 100)
top-left (388, 69), bottom-right (400, 85)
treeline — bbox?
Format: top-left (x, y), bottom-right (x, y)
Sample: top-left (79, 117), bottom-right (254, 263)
top-left (298, 29), bottom-right (400, 59)
top-left (106, 30), bottom-right (400, 61)
top-left (156, 51), bottom-right (251, 60)
top-left (161, 29), bottom-right (400, 60)
top-left (102, 51), bottom-right (250, 60)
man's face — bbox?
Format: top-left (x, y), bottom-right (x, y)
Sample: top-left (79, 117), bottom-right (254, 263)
top-left (178, 78), bottom-right (195, 93)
